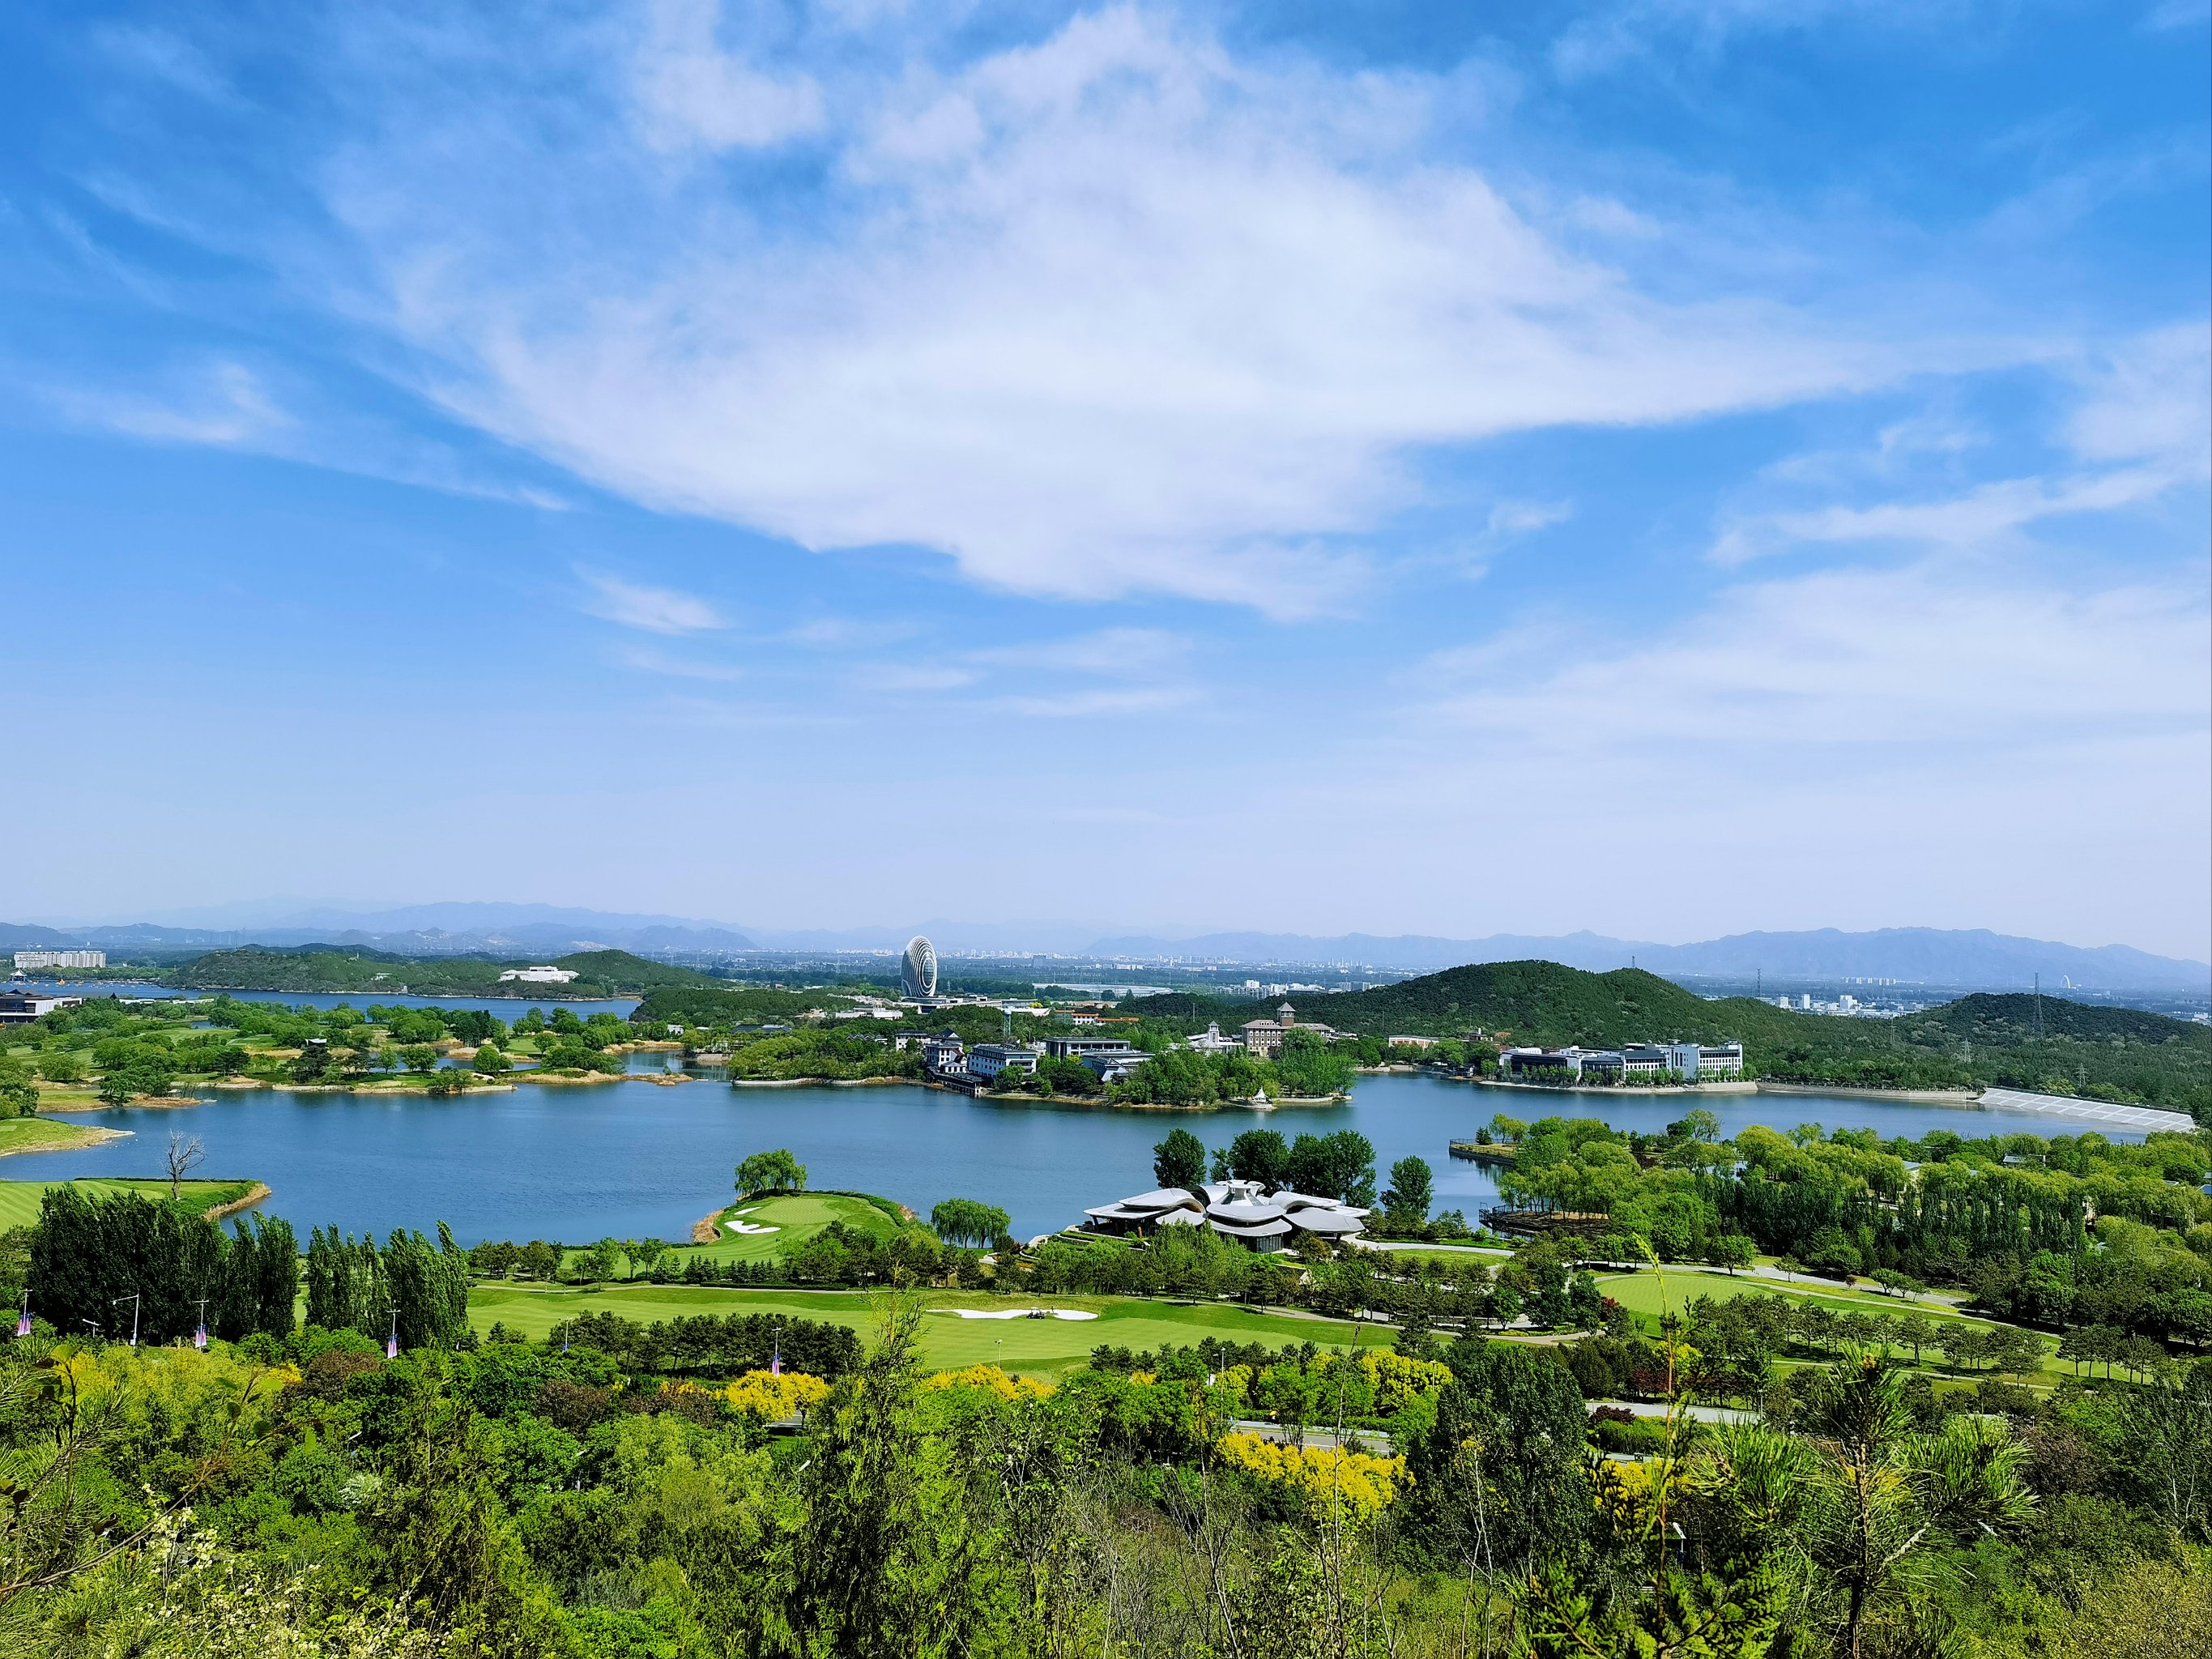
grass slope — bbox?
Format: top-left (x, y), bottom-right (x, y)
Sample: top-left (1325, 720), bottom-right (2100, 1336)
top-left (469, 1284), bottom-right (1393, 1377)
top-left (0, 1178), bottom-right (258, 1230)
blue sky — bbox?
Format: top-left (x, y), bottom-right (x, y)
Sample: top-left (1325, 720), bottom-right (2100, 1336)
top-left (3, 1), bottom-right (2207, 957)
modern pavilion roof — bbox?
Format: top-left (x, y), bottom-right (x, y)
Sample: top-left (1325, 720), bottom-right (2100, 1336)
top-left (1119, 1188), bottom-right (1204, 1212)
top-left (1284, 1209), bottom-right (1366, 1235)
top-left (1208, 1199), bottom-right (1289, 1225)
top-left (1208, 1216), bottom-right (1294, 1239)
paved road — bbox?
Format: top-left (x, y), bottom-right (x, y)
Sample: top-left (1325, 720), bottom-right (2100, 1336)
top-left (1592, 1399), bottom-right (1754, 1425)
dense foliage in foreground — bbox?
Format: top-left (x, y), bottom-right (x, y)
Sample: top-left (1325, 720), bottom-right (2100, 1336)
top-left (0, 1290), bottom-right (2207, 1658)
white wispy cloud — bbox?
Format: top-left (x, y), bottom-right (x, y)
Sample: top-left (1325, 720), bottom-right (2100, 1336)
top-left (1415, 564), bottom-right (2208, 756)
top-left (1551, 0), bottom-right (1968, 79)
top-left (629, 0), bottom-right (825, 151)
top-left (611, 643), bottom-right (746, 680)
top-left (847, 626), bottom-right (1203, 717)
top-left (578, 570), bottom-right (727, 633)
top-left (91, 22), bottom-right (232, 102)
top-left (313, 4), bottom-right (1893, 616)
top-left (50, 360), bottom-right (284, 445)
top-left (1710, 320), bottom-right (2209, 564)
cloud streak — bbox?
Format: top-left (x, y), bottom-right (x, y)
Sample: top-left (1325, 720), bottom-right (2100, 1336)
top-left (579, 570), bottom-right (727, 634)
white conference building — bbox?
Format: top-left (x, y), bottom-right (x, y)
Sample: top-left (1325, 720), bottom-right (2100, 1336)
top-left (1084, 1179), bottom-right (1369, 1252)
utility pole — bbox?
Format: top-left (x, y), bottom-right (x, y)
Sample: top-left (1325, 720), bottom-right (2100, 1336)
top-left (113, 1292), bottom-right (140, 1347)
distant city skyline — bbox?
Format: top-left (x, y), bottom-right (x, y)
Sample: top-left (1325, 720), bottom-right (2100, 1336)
top-left (4, 4), bottom-right (2206, 958)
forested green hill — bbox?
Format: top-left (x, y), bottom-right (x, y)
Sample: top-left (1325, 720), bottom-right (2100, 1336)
top-left (632, 983), bottom-right (864, 1026)
top-left (1128, 962), bottom-right (1746, 1046)
top-left (164, 946), bottom-right (722, 998)
top-left (1125, 962), bottom-right (2212, 1122)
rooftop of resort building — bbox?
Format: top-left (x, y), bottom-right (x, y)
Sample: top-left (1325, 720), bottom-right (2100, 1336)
top-left (1083, 1177), bottom-right (1369, 1252)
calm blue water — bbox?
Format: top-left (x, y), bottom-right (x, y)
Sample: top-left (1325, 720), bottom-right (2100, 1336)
top-left (12, 981), bottom-right (641, 1020)
top-left (6, 1075), bottom-right (2138, 1247)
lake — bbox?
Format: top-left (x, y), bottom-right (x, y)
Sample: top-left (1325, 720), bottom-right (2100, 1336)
top-left (5, 1073), bottom-right (2141, 1246)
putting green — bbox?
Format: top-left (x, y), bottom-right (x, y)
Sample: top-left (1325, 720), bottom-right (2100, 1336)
top-left (677, 1192), bottom-right (916, 1263)
top-left (470, 1284), bottom-right (1394, 1378)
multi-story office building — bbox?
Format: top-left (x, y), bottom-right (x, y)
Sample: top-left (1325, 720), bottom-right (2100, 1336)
top-left (12, 949), bottom-right (105, 970)
top-left (967, 1043), bottom-right (1040, 1080)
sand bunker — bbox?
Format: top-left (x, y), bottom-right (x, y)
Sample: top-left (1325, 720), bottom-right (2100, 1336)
top-left (938, 1307), bottom-right (1098, 1321)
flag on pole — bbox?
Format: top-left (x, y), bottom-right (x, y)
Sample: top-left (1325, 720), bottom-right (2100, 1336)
top-left (387, 1335), bottom-right (399, 1360)
top-left (770, 1344), bottom-right (782, 1376)
top-left (14, 1311), bottom-right (28, 1339)
top-left (194, 1322), bottom-right (207, 1351)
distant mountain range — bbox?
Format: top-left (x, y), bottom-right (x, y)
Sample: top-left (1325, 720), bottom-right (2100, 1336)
top-left (1083, 927), bottom-right (2212, 992)
top-left (0, 903), bottom-right (765, 957)
top-left (5, 906), bottom-right (2204, 995)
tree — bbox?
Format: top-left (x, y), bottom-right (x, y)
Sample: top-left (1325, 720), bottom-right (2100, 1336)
top-left (164, 1131), bottom-right (205, 1202)
top-left (626, 1238), bottom-right (670, 1280)
top-left (768, 1294), bottom-right (1002, 1657)
top-left (1285, 1129), bottom-right (1376, 1206)
top-left (930, 1198), bottom-right (1012, 1248)
top-left (472, 1043), bottom-right (511, 1075)
top-left (1894, 1312), bottom-right (1935, 1367)
top-left (1226, 1128), bottom-right (1291, 1189)
top-left (1709, 1353), bottom-right (2035, 1659)
top-left (1673, 1107), bottom-right (1722, 1143)
top-left (1152, 1127), bottom-right (1206, 1192)
top-left (1380, 1156), bottom-right (1433, 1231)
top-left (578, 1238), bottom-right (624, 1283)
top-left (96, 1073), bottom-right (134, 1107)
top-left (1405, 1339), bottom-right (1593, 1575)
top-left (737, 1149), bottom-right (808, 1196)
top-left (36, 1051), bottom-right (84, 1084)
top-left (1707, 1234), bottom-right (1757, 1275)
top-left (0, 1059), bottom-right (36, 1119)
top-left (400, 1044), bottom-right (439, 1075)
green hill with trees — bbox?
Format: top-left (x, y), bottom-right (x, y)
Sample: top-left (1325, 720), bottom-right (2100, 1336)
top-left (1126, 962), bottom-right (2212, 1123)
top-left (162, 945), bottom-right (723, 999)
top-left (1128, 962), bottom-right (1755, 1046)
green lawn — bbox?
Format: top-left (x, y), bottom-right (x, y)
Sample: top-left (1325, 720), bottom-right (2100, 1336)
top-left (675, 1192), bottom-right (915, 1265)
top-left (1595, 1268), bottom-right (2064, 1384)
top-left (0, 1177), bottom-right (259, 1230)
top-left (469, 1284), bottom-right (1395, 1378)
top-left (0, 1116), bottom-right (113, 1157)
top-left (1594, 1269), bottom-right (1987, 1328)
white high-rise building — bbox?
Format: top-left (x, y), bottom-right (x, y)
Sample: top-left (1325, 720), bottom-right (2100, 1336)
top-left (901, 936), bottom-right (939, 999)
top-left (13, 949), bottom-right (105, 970)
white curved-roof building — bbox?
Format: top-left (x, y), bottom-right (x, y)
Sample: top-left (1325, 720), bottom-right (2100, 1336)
top-left (1084, 1179), bottom-right (1368, 1252)
top-left (900, 936), bottom-right (939, 999)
